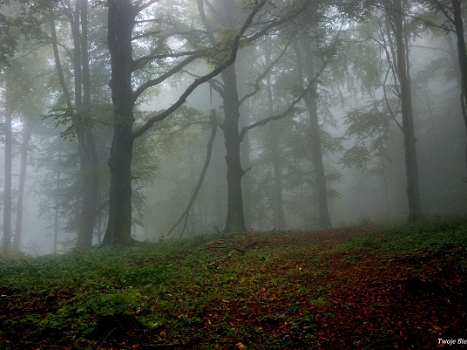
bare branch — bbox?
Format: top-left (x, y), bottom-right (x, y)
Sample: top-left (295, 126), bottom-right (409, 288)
top-left (135, 0), bottom-right (159, 13)
top-left (132, 52), bottom-right (203, 101)
top-left (9, 43), bottom-right (49, 62)
top-left (131, 0), bottom-right (269, 140)
top-left (197, 0), bottom-right (218, 45)
top-left (181, 69), bottom-right (226, 93)
top-left (167, 111), bottom-right (217, 237)
top-left (239, 42), bottom-right (333, 141)
top-left (239, 38), bottom-right (291, 106)
top-left (131, 30), bottom-right (161, 41)
top-left (131, 49), bottom-right (204, 72)
top-left (382, 65), bottom-right (403, 132)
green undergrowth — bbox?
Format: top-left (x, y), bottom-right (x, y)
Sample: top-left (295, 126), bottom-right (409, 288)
top-left (332, 215), bottom-right (467, 256)
top-left (1, 217), bottom-right (467, 349)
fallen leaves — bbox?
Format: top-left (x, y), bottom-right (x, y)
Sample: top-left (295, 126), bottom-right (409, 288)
top-left (1, 226), bottom-right (467, 349)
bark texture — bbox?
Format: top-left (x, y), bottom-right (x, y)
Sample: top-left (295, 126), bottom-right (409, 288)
top-left (222, 64), bottom-right (247, 233)
top-left (103, 0), bottom-right (136, 245)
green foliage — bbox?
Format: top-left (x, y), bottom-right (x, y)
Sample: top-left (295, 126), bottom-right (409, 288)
top-left (2, 218), bottom-right (467, 348)
top-left (342, 100), bottom-right (395, 170)
top-left (330, 215), bottom-right (467, 255)
top-left (41, 103), bottom-right (114, 141)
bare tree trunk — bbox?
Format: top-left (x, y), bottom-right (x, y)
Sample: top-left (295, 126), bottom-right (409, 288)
top-left (188, 147), bottom-right (197, 235)
top-left (49, 0), bottom-right (99, 248)
top-left (240, 102), bottom-right (252, 228)
top-left (75, 0), bottom-right (99, 248)
top-left (103, 0), bottom-right (136, 245)
top-left (2, 101), bottom-right (13, 251)
top-left (265, 46), bottom-right (286, 230)
top-left (390, 0), bottom-right (422, 223)
top-left (54, 149), bottom-right (61, 255)
top-left (451, 0), bottom-right (467, 165)
top-left (296, 39), bottom-right (332, 228)
top-left (13, 117), bottom-right (32, 251)
top-left (222, 64), bottom-right (247, 233)
top-left (103, 0), bottom-right (267, 243)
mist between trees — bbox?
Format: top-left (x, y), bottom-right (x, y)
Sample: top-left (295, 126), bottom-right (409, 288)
top-left (1, 0), bottom-right (467, 254)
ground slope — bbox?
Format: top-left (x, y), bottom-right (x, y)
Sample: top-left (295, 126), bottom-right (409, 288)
top-left (1, 220), bottom-right (467, 349)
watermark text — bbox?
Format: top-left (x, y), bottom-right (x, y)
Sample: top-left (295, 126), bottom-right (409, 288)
top-left (438, 338), bottom-right (467, 345)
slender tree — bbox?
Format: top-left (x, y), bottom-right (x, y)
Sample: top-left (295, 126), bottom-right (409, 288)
top-left (265, 41), bottom-right (286, 230)
top-left (48, 0), bottom-right (99, 248)
top-left (384, 0), bottom-right (422, 223)
top-left (295, 38), bottom-right (333, 228)
top-left (416, 0), bottom-right (467, 164)
top-left (2, 73), bottom-right (13, 251)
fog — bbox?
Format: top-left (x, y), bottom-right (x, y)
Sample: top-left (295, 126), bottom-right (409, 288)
top-left (1, 0), bottom-right (467, 254)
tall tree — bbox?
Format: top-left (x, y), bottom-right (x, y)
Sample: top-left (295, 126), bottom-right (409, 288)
top-left (416, 0), bottom-right (467, 165)
top-left (197, 0), bottom-right (309, 232)
top-left (196, 0), bottom-right (247, 232)
top-left (265, 41), bottom-right (286, 230)
top-left (13, 116), bottom-right (31, 250)
top-left (103, 0), bottom-right (274, 244)
top-left (2, 72), bottom-right (13, 251)
top-left (48, 0), bottom-right (99, 248)
top-left (341, 0), bottom-right (422, 223)
top-left (296, 38), bottom-right (333, 228)
top-left (384, 0), bottom-right (422, 223)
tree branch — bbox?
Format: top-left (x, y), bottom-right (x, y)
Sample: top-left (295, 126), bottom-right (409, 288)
top-left (131, 49), bottom-right (204, 72)
top-left (131, 0), bottom-right (269, 140)
top-left (167, 110), bottom-right (217, 237)
top-left (132, 52), bottom-right (203, 101)
top-left (239, 38), bottom-right (291, 106)
top-left (239, 41), bottom-right (333, 141)
top-left (135, 0), bottom-right (159, 13)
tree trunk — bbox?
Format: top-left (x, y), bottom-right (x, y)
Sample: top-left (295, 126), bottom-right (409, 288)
top-left (53, 150), bottom-right (61, 254)
top-left (103, 0), bottom-right (136, 245)
top-left (49, 0), bottom-right (99, 248)
top-left (297, 39), bottom-right (333, 228)
top-left (75, 0), bottom-right (99, 248)
top-left (451, 0), bottom-right (467, 165)
top-left (188, 147), bottom-right (197, 235)
top-left (391, 0), bottom-right (422, 223)
top-left (222, 64), bottom-right (247, 233)
top-left (240, 102), bottom-right (252, 228)
top-left (265, 51), bottom-right (286, 230)
top-left (2, 102), bottom-right (12, 251)
top-left (13, 116), bottom-right (32, 251)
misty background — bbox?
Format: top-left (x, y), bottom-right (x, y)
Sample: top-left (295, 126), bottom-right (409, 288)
top-left (1, 0), bottom-right (467, 254)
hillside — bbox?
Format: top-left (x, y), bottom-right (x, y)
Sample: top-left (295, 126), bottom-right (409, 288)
top-left (1, 218), bottom-right (467, 349)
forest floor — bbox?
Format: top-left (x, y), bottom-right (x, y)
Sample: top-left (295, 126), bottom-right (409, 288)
top-left (1, 217), bottom-right (467, 349)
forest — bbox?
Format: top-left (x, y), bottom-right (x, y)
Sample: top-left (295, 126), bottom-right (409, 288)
top-left (1, 0), bottom-right (467, 348)
top-left (0, 0), bottom-right (466, 251)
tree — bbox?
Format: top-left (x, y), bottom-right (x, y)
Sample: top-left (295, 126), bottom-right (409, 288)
top-left (416, 0), bottom-right (467, 165)
top-left (48, 0), bottom-right (99, 248)
top-left (103, 0), bottom-right (279, 244)
top-left (341, 0), bottom-right (422, 223)
top-left (383, 0), bottom-right (422, 223)
top-left (295, 38), bottom-right (334, 228)
top-left (265, 40), bottom-right (286, 230)
top-left (2, 70), bottom-right (14, 251)
top-left (196, 0), bottom-right (321, 232)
